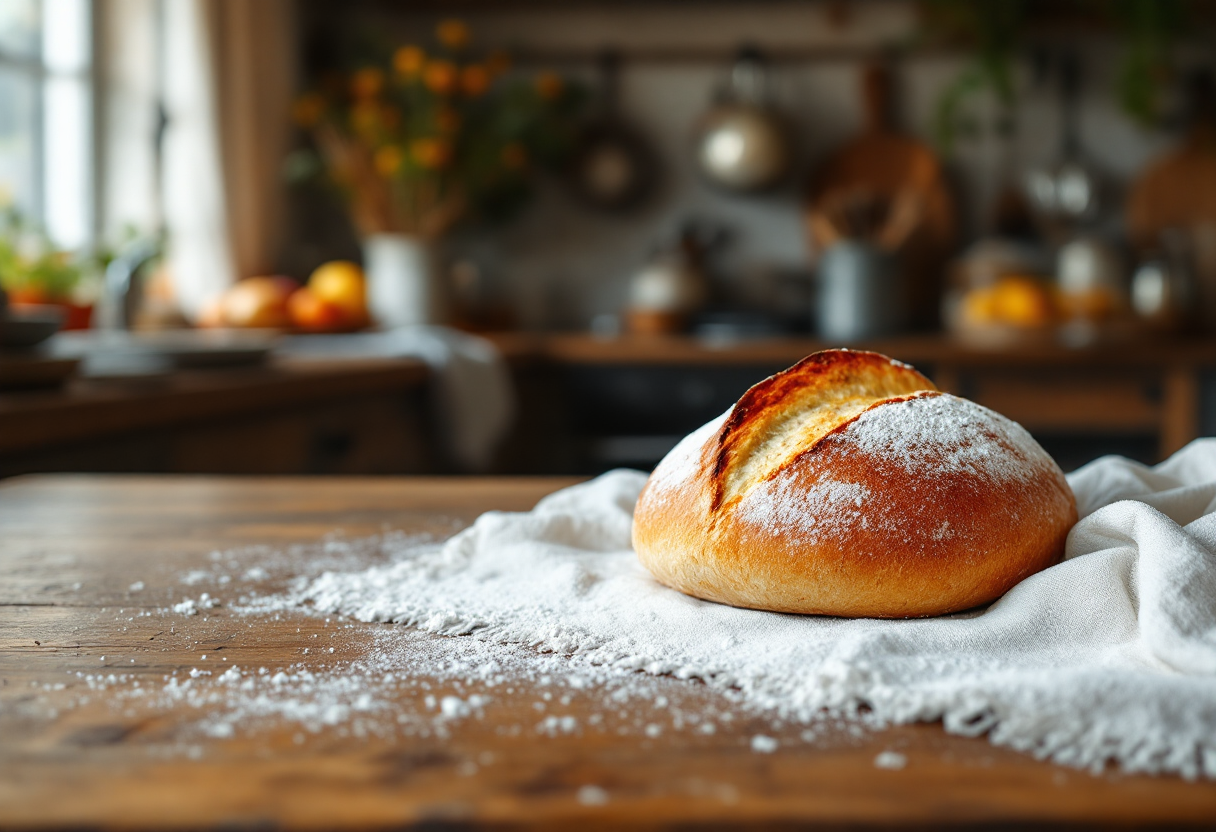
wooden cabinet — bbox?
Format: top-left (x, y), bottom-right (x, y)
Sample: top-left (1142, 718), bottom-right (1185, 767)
top-left (0, 359), bottom-right (437, 477)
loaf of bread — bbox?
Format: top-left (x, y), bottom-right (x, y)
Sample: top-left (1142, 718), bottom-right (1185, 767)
top-left (632, 349), bottom-right (1077, 618)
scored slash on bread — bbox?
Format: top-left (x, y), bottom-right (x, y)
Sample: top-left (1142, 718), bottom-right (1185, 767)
top-left (711, 350), bottom-right (936, 511)
top-left (633, 349), bottom-right (1078, 619)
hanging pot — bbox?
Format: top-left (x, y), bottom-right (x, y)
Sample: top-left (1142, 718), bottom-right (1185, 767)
top-left (693, 46), bottom-right (791, 193)
top-left (565, 50), bottom-right (660, 213)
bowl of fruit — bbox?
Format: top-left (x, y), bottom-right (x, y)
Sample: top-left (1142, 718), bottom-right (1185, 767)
top-left (201, 261), bottom-right (371, 333)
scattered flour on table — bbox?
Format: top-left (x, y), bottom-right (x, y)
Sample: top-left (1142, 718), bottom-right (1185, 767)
top-left (874, 750), bottom-right (908, 770)
top-left (36, 529), bottom-right (857, 761)
top-left (750, 735), bottom-right (779, 754)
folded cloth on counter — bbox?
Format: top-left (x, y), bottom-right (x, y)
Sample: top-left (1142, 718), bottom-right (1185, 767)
top-left (298, 440), bottom-right (1216, 779)
top-left (279, 327), bottom-right (513, 471)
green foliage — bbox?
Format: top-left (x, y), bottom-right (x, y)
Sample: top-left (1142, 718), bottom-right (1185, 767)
top-left (1112, 0), bottom-right (1187, 126)
top-left (924, 0), bottom-right (1028, 155)
top-left (0, 209), bottom-right (88, 301)
top-left (924, 0), bottom-right (1199, 153)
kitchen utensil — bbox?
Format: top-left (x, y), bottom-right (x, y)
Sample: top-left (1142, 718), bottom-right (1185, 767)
top-left (566, 50), bottom-right (659, 213)
top-left (810, 187), bottom-right (923, 252)
top-left (817, 240), bottom-right (901, 342)
top-left (1056, 236), bottom-right (1125, 321)
top-left (1024, 51), bottom-right (1101, 230)
top-left (693, 46), bottom-right (791, 193)
top-left (1132, 259), bottom-right (1174, 321)
top-left (625, 226), bottom-right (710, 335)
top-left (805, 63), bottom-right (956, 329)
top-left (1131, 228), bottom-right (1197, 327)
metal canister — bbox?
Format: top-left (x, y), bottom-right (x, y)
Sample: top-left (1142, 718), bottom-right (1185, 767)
top-left (816, 241), bottom-right (902, 342)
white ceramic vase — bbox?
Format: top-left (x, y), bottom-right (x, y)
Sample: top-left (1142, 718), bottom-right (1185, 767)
top-left (363, 233), bottom-right (446, 328)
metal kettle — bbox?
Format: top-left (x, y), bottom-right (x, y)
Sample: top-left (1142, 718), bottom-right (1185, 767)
top-left (694, 47), bottom-right (791, 193)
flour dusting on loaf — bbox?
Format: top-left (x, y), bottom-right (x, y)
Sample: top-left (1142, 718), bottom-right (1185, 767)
top-left (632, 349), bottom-right (1078, 618)
top-left (845, 392), bottom-right (1045, 481)
top-left (735, 393), bottom-right (1054, 549)
top-left (736, 477), bottom-right (871, 544)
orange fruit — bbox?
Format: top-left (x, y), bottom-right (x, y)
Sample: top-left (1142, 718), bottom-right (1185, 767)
top-left (991, 276), bottom-right (1055, 327)
top-left (289, 287), bottom-right (348, 332)
top-left (960, 286), bottom-right (997, 326)
top-left (308, 261), bottom-right (367, 320)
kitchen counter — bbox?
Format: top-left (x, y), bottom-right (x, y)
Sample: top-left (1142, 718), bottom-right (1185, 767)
top-left (2, 475), bottom-right (1213, 829)
top-left (486, 332), bottom-right (1216, 470)
top-left (486, 330), bottom-right (1216, 368)
top-left (0, 357), bottom-right (433, 476)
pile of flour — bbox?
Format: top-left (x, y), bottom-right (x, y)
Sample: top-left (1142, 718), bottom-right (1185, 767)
top-left (291, 441), bottom-right (1216, 780)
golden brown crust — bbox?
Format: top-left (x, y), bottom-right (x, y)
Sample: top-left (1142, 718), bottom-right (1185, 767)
top-left (633, 349), bottom-right (1078, 619)
top-left (710, 350), bottom-right (935, 510)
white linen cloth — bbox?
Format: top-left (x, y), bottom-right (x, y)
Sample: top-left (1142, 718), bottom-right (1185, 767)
top-left (279, 327), bottom-right (513, 470)
top-left (299, 440), bottom-right (1216, 778)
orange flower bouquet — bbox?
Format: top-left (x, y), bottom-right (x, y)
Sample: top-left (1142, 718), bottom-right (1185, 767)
top-left (291, 20), bottom-right (582, 240)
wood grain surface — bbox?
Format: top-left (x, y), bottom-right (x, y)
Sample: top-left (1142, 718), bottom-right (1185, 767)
top-left (1, 476), bottom-right (1214, 830)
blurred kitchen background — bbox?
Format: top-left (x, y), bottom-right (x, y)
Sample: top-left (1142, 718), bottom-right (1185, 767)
top-left (3, 0), bottom-right (1216, 477)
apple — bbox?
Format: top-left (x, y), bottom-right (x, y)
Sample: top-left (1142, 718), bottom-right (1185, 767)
top-left (220, 276), bottom-right (296, 328)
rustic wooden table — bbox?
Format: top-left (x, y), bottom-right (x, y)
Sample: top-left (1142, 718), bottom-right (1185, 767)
top-left (2, 476), bottom-right (1214, 829)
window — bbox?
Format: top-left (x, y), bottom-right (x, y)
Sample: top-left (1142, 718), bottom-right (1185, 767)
top-left (0, 0), bottom-right (93, 250)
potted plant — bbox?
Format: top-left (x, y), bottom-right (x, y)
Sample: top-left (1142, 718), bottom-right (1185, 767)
top-left (0, 209), bottom-right (97, 330)
top-left (290, 19), bottom-right (581, 328)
